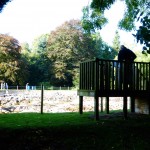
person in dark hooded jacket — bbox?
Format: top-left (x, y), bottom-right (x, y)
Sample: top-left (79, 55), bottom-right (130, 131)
top-left (118, 45), bottom-right (137, 89)
top-left (118, 45), bottom-right (137, 62)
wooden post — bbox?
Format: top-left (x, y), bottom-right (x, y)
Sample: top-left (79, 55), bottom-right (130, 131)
top-left (148, 101), bottom-right (150, 115)
top-left (123, 96), bottom-right (128, 119)
top-left (106, 97), bottom-right (109, 114)
top-left (123, 61), bottom-right (128, 119)
top-left (94, 58), bottom-right (100, 120)
top-left (79, 96), bottom-right (83, 114)
top-left (130, 97), bottom-right (135, 113)
top-left (148, 94), bottom-right (150, 115)
top-left (101, 97), bottom-right (103, 112)
top-left (94, 96), bottom-right (99, 120)
top-left (41, 84), bottom-right (44, 114)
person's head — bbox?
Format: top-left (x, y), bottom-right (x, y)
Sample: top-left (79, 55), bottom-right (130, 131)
top-left (120, 45), bottom-right (125, 50)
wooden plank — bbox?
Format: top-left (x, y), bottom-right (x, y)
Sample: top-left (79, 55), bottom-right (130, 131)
top-left (139, 63), bottom-right (142, 90)
top-left (88, 62), bottom-right (91, 89)
top-left (115, 61), bottom-right (119, 90)
top-left (108, 61), bottom-right (111, 90)
top-left (146, 63), bottom-right (148, 90)
top-left (123, 96), bottom-right (128, 119)
top-left (94, 96), bottom-right (99, 120)
top-left (143, 63), bottom-right (145, 90)
top-left (91, 61), bottom-right (94, 90)
top-left (112, 61), bottom-right (115, 90)
top-left (79, 63), bottom-right (82, 89)
top-left (79, 96), bottom-right (83, 114)
top-left (133, 62), bottom-right (136, 91)
top-left (148, 93), bottom-right (150, 115)
top-left (100, 60), bottom-right (104, 90)
top-left (77, 90), bottom-right (95, 97)
top-left (105, 97), bottom-right (109, 114)
top-left (101, 97), bottom-right (104, 112)
top-left (41, 84), bottom-right (44, 114)
top-left (130, 97), bottom-right (135, 113)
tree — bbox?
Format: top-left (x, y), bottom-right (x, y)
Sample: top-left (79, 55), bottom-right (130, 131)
top-left (91, 0), bottom-right (116, 11)
top-left (0, 34), bottom-right (28, 85)
top-left (112, 30), bottom-right (121, 52)
top-left (132, 13), bottom-right (150, 54)
top-left (135, 50), bottom-right (150, 62)
top-left (32, 34), bottom-right (49, 55)
top-left (47, 19), bottom-right (117, 87)
top-left (81, 5), bottom-right (108, 33)
top-left (21, 42), bottom-right (30, 54)
top-left (26, 52), bottom-right (53, 85)
top-left (0, 0), bottom-right (11, 12)
top-left (25, 34), bottom-right (52, 85)
top-left (118, 0), bottom-right (150, 54)
top-left (21, 42), bottom-right (31, 62)
top-left (89, 0), bottom-right (150, 54)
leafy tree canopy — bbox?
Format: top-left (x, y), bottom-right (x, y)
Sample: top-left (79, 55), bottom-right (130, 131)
top-left (32, 34), bottom-right (49, 55)
top-left (21, 42), bottom-right (31, 55)
top-left (112, 30), bottom-right (121, 52)
top-left (46, 19), bottom-right (117, 86)
top-left (0, 0), bottom-right (12, 12)
top-left (89, 0), bottom-right (150, 54)
top-left (24, 34), bottom-right (52, 85)
top-left (0, 34), bottom-right (28, 85)
top-left (81, 5), bottom-right (108, 33)
top-left (135, 50), bottom-right (150, 62)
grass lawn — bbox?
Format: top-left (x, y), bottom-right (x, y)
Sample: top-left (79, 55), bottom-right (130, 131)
top-left (0, 111), bottom-right (150, 150)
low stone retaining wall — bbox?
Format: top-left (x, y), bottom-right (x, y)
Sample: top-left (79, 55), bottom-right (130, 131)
top-left (135, 97), bottom-right (150, 114)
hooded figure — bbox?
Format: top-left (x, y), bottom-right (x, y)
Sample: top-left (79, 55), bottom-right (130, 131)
top-left (118, 45), bottom-right (137, 62)
top-left (118, 45), bottom-right (137, 89)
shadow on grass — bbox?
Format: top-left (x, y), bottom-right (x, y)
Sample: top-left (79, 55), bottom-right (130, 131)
top-left (0, 111), bottom-right (150, 150)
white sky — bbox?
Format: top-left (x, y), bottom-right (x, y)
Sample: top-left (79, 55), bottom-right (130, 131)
top-left (0, 0), bottom-right (140, 48)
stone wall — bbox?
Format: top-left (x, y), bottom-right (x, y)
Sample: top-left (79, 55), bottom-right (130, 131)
top-left (135, 97), bottom-right (150, 114)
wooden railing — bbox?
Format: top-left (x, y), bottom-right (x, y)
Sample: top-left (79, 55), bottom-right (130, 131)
top-left (79, 58), bottom-right (150, 93)
top-left (78, 58), bottom-right (150, 120)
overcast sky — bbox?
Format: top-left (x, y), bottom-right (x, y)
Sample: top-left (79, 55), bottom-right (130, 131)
top-left (0, 0), bottom-right (138, 48)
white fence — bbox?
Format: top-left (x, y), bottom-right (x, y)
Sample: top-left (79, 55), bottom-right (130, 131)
top-left (0, 85), bottom-right (75, 91)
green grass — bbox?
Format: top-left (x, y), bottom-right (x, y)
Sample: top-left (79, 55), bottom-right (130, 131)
top-left (0, 112), bottom-right (150, 150)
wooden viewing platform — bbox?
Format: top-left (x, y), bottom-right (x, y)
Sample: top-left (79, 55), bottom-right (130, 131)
top-left (77, 58), bottom-right (150, 120)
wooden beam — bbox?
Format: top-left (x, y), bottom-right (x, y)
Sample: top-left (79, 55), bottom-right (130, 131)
top-left (148, 95), bottom-right (150, 115)
top-left (123, 96), bottom-right (128, 119)
top-left (79, 96), bottom-right (83, 114)
top-left (101, 97), bottom-right (103, 112)
top-left (41, 84), bottom-right (44, 114)
top-left (105, 97), bottom-right (109, 114)
top-left (130, 97), bottom-right (135, 113)
top-left (94, 96), bottom-right (99, 120)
